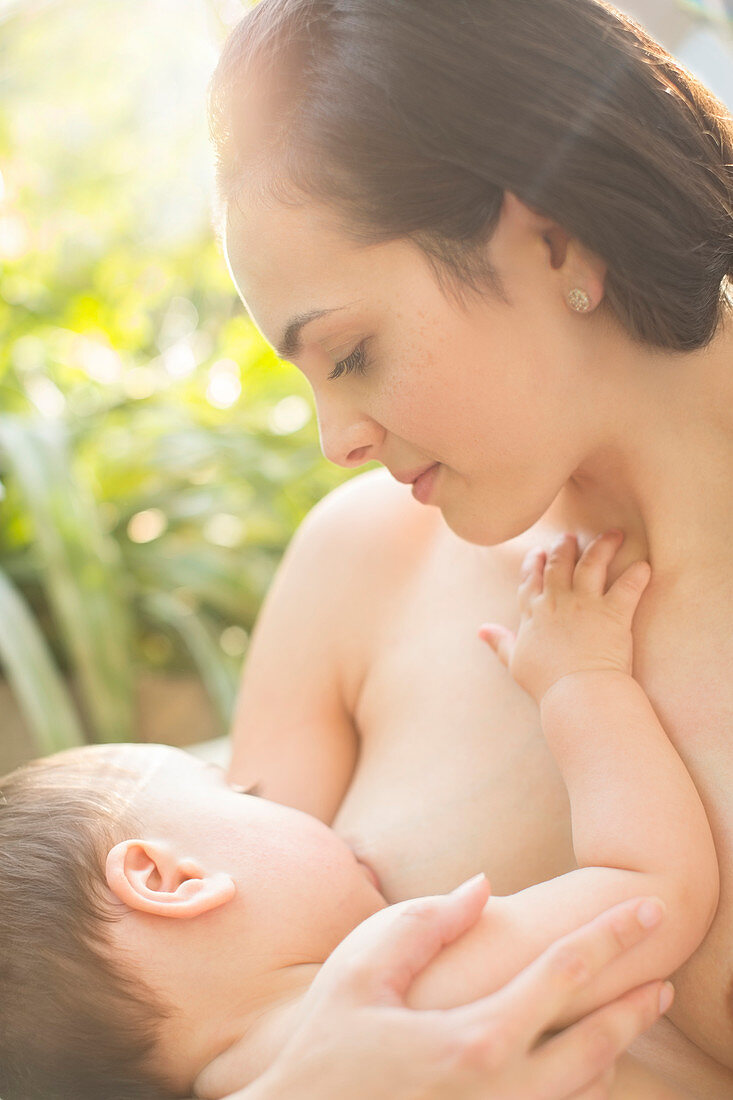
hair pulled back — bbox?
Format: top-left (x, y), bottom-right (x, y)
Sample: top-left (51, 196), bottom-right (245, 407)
top-left (210, 0), bottom-right (733, 351)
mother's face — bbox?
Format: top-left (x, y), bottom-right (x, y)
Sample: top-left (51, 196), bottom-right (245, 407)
top-left (225, 188), bottom-right (605, 545)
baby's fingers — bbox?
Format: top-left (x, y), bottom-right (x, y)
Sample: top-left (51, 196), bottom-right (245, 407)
top-left (606, 560), bottom-right (651, 619)
top-left (479, 624), bottom-right (516, 669)
top-left (573, 530), bottom-right (624, 596)
top-left (544, 534), bottom-right (578, 593)
top-left (519, 548), bottom-right (546, 612)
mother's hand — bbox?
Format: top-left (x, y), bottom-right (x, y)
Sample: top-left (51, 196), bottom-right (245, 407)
top-left (230, 875), bottom-right (672, 1100)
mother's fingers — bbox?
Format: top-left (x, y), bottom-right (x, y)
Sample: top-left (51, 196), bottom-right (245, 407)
top-left (314, 873), bottom-right (491, 1005)
top-left (459, 895), bottom-right (665, 1047)
top-left (529, 979), bottom-right (672, 1098)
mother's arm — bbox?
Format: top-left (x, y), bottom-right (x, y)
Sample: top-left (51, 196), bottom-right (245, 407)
top-left (229, 469), bottom-right (433, 821)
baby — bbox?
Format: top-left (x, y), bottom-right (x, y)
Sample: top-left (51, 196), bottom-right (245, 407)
top-left (0, 531), bottom-right (719, 1100)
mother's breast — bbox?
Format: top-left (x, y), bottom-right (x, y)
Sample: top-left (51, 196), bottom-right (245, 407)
top-left (666, 881), bottom-right (733, 1077)
top-left (631, 594), bottom-right (733, 1085)
top-left (334, 511), bottom-right (733, 1095)
top-left (628, 1016), bottom-right (733, 1097)
top-left (612, 1052), bottom-right (699, 1098)
top-left (587, 620), bottom-right (733, 1095)
top-left (333, 524), bottom-right (575, 901)
top-left (649, 819), bottom-right (733, 1091)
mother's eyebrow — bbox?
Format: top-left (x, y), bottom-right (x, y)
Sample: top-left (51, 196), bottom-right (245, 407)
top-left (277, 307), bottom-right (345, 360)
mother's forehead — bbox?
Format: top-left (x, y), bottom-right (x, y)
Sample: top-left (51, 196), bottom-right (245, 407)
top-left (224, 193), bottom-right (432, 348)
top-left (224, 192), bottom-right (353, 282)
top-left (224, 195), bottom-right (376, 344)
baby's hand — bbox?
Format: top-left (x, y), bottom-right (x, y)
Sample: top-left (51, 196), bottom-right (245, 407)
top-left (479, 531), bottom-right (651, 704)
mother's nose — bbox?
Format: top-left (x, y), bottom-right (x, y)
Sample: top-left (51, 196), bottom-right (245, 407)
top-left (316, 401), bottom-right (385, 468)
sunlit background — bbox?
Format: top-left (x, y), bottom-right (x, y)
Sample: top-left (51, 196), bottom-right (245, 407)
top-left (0, 0), bottom-right (731, 770)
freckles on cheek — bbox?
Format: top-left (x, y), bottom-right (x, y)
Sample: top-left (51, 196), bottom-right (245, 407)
top-left (378, 393), bottom-right (434, 446)
top-left (376, 363), bottom-right (445, 442)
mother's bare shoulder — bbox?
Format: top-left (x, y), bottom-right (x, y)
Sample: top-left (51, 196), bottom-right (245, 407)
top-left (285, 469), bottom-right (447, 608)
top-left (306, 468), bottom-right (438, 549)
top-left (304, 468), bottom-right (559, 588)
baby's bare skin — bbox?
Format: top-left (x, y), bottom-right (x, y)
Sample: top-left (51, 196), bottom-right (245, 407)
top-left (231, 470), bottom-right (733, 1097)
top-left (401, 530), bottom-right (716, 1017)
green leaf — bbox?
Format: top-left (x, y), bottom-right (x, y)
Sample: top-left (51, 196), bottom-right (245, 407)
top-left (142, 590), bottom-right (238, 731)
top-left (0, 416), bottom-right (135, 741)
top-left (0, 567), bottom-right (84, 755)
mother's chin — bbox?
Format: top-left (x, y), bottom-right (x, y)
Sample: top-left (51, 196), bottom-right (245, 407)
top-left (430, 474), bottom-right (564, 549)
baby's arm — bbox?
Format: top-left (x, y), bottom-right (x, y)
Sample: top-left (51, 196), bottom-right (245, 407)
top-left (408, 532), bottom-right (719, 1025)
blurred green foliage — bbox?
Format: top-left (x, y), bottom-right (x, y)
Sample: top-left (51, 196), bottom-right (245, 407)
top-left (680, 0), bottom-right (733, 29)
top-left (0, 0), bottom-right (361, 753)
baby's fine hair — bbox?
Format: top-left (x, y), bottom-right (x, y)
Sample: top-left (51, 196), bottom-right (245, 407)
top-left (0, 749), bottom-right (178, 1100)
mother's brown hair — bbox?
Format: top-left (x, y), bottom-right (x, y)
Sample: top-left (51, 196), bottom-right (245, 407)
top-left (210, 0), bottom-right (733, 351)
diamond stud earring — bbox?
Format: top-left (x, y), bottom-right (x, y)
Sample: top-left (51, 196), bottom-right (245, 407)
top-left (568, 289), bottom-right (592, 313)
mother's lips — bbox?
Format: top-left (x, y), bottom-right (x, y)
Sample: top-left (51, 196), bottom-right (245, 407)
top-left (391, 463), bottom-right (439, 486)
top-left (411, 464), bottom-right (440, 505)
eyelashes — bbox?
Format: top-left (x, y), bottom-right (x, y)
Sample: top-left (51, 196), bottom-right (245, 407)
top-left (328, 341), bottom-right (368, 381)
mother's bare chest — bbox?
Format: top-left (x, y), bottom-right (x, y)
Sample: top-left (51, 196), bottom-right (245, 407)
top-left (334, 534), bottom-right (576, 898)
top-left (334, 543), bottom-right (733, 1090)
top-left (633, 596), bottom-right (733, 1079)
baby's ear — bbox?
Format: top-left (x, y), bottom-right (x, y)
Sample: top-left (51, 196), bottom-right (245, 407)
top-left (106, 839), bottom-right (236, 919)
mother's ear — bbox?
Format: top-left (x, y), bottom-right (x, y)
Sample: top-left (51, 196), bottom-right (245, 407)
top-left (106, 839), bottom-right (236, 919)
top-left (502, 190), bottom-right (607, 304)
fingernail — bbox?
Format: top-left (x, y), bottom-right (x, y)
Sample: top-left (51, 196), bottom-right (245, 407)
top-left (637, 899), bottom-right (665, 929)
top-left (659, 982), bottom-right (675, 1014)
top-left (452, 872), bottom-right (487, 897)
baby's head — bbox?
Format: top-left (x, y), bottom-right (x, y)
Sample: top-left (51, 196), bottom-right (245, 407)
top-left (0, 743), bottom-right (386, 1099)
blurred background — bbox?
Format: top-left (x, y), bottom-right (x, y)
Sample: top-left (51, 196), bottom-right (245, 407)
top-left (0, 0), bottom-right (731, 772)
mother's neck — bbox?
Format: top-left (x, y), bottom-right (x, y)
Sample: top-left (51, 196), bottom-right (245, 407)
top-left (557, 308), bottom-right (733, 586)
